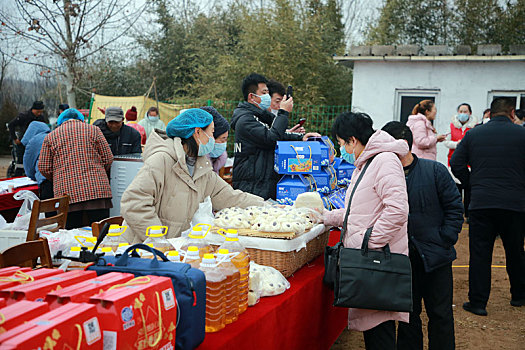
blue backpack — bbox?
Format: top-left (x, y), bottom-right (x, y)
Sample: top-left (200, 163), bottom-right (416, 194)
top-left (88, 244), bottom-right (206, 350)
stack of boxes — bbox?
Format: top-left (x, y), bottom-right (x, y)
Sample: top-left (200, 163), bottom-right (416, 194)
top-left (274, 137), bottom-right (355, 209)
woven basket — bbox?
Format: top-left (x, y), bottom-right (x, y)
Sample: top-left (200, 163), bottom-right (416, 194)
top-left (244, 229), bottom-right (330, 278)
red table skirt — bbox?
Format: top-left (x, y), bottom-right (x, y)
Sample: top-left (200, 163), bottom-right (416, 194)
top-left (0, 182), bottom-right (39, 212)
top-left (197, 230), bottom-right (347, 350)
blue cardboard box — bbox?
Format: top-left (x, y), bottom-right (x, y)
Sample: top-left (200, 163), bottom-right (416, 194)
top-left (328, 186), bottom-right (347, 209)
top-left (310, 165), bottom-right (338, 194)
top-left (276, 174), bottom-right (314, 205)
top-left (307, 136), bottom-right (336, 166)
top-left (274, 141), bottom-right (322, 174)
top-left (332, 157), bottom-right (356, 186)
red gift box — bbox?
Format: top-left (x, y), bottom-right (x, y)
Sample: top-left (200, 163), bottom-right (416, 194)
top-left (0, 299), bottom-right (5, 309)
top-left (0, 267), bottom-right (31, 277)
top-left (46, 272), bottom-right (134, 310)
top-left (0, 302), bottom-right (102, 349)
top-left (0, 300), bottom-right (50, 334)
top-left (0, 269), bottom-right (62, 291)
top-left (1, 270), bottom-right (96, 304)
top-left (90, 275), bottom-right (177, 350)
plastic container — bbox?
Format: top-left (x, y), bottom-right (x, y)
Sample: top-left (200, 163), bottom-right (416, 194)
top-left (99, 225), bottom-right (128, 252)
top-left (165, 250), bottom-right (181, 262)
top-left (183, 246), bottom-right (202, 269)
top-left (216, 249), bottom-right (240, 324)
top-left (217, 229), bottom-right (250, 314)
top-left (100, 247), bottom-right (115, 257)
top-left (143, 226), bottom-right (172, 254)
top-left (115, 243), bottom-right (130, 255)
top-left (180, 224), bottom-right (213, 257)
top-left (199, 254), bottom-right (226, 333)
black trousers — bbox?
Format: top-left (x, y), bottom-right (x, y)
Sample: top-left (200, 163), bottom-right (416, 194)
top-left (363, 320), bottom-right (395, 350)
top-left (468, 209), bottom-right (525, 307)
top-left (397, 246), bottom-right (455, 350)
top-left (456, 183), bottom-right (470, 218)
top-left (39, 180), bottom-right (55, 218)
top-left (14, 143), bottom-right (25, 177)
top-left (66, 209), bottom-right (109, 229)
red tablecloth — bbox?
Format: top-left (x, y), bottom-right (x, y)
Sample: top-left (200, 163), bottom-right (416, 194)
top-left (0, 177), bottom-right (39, 212)
top-left (197, 230), bottom-right (347, 350)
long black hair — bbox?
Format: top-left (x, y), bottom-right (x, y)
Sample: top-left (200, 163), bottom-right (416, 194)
top-left (181, 136), bottom-right (199, 157)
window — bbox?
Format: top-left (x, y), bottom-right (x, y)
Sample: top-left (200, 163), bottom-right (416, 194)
top-left (394, 89), bottom-right (440, 124)
top-left (488, 91), bottom-right (525, 110)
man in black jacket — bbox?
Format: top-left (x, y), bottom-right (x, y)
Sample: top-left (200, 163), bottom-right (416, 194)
top-left (383, 122), bottom-right (463, 350)
top-left (451, 97), bottom-right (525, 316)
top-left (8, 101), bottom-right (48, 176)
top-left (231, 73), bottom-right (318, 199)
top-left (94, 106), bottom-right (142, 156)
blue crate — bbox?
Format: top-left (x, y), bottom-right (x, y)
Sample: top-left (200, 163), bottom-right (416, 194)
top-left (276, 174), bottom-right (314, 205)
top-left (332, 157), bottom-right (356, 186)
top-left (274, 141), bottom-right (322, 174)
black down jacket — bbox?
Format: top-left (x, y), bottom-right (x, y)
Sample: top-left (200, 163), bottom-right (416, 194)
top-left (94, 119), bottom-right (142, 156)
top-left (231, 102), bottom-right (302, 200)
top-left (405, 155), bottom-right (464, 272)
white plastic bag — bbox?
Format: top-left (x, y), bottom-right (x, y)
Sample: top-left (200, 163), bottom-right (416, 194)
top-left (249, 262), bottom-right (290, 298)
top-left (181, 196), bottom-right (214, 237)
top-left (0, 214), bottom-right (7, 230)
top-left (39, 229), bottom-right (80, 257)
top-left (11, 190), bottom-right (44, 231)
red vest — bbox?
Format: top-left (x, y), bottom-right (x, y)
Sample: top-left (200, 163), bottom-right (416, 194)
top-left (448, 122), bottom-right (471, 165)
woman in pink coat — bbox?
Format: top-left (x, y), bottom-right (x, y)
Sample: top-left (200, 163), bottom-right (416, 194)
top-left (323, 112), bottom-right (410, 350)
top-left (406, 100), bottom-right (446, 160)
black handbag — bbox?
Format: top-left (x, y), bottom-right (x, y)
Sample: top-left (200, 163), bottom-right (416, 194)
top-left (323, 157), bottom-right (413, 312)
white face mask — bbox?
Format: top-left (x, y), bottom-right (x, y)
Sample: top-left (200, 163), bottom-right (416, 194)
top-left (148, 115), bottom-right (160, 122)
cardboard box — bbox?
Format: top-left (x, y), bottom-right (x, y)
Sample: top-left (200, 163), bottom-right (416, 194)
top-left (46, 272), bottom-right (134, 310)
top-left (0, 300), bottom-right (49, 334)
top-left (89, 275), bottom-right (177, 350)
top-left (0, 267), bottom-right (31, 278)
top-left (332, 157), bottom-right (356, 186)
top-left (310, 165), bottom-right (338, 194)
top-left (274, 141), bottom-right (322, 174)
top-left (0, 269), bottom-right (63, 291)
top-left (1, 270), bottom-right (96, 304)
top-left (0, 302), bottom-right (102, 349)
top-left (276, 174), bottom-right (314, 205)
top-left (307, 136), bottom-right (336, 166)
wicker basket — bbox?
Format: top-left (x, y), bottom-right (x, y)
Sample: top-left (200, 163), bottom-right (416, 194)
top-left (244, 229), bottom-right (330, 278)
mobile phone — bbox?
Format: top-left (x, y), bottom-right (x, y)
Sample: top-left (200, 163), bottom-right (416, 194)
top-left (298, 118), bottom-right (306, 127)
top-left (286, 85), bottom-right (293, 99)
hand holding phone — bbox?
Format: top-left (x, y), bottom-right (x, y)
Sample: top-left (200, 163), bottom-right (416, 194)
top-left (286, 85), bottom-right (293, 99)
top-left (298, 118), bottom-right (306, 127)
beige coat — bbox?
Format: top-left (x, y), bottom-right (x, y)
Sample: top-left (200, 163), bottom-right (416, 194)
top-left (121, 130), bottom-right (263, 243)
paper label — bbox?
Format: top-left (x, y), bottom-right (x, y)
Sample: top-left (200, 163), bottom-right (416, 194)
top-left (83, 317), bottom-right (102, 345)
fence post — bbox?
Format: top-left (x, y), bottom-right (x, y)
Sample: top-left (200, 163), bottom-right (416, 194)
top-left (207, 99), bottom-right (213, 106)
top-left (87, 93), bottom-right (95, 124)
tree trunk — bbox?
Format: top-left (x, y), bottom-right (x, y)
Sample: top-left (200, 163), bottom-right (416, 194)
top-left (65, 69), bottom-right (76, 108)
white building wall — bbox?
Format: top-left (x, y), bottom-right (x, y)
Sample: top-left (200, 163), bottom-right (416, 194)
top-left (351, 60), bottom-right (525, 165)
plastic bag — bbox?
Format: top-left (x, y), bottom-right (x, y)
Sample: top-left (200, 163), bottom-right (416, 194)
top-left (11, 190), bottom-right (44, 230)
top-left (249, 262), bottom-right (290, 298)
top-left (40, 229), bottom-right (90, 257)
top-left (181, 196), bottom-right (214, 237)
top-left (0, 214), bottom-right (6, 230)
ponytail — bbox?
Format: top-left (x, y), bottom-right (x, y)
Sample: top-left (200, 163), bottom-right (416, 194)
top-left (412, 100), bottom-right (434, 116)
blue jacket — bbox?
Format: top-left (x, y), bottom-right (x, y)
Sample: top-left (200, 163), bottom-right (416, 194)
top-left (21, 121), bottom-right (50, 184)
top-left (405, 155), bottom-right (464, 272)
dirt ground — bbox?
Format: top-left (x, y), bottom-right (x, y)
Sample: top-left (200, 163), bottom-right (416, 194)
top-left (331, 224), bottom-right (525, 349)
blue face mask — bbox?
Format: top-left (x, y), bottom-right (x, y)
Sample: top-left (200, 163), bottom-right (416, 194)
top-left (340, 146), bottom-right (355, 164)
top-left (209, 142), bottom-right (227, 158)
top-left (457, 113), bottom-right (470, 123)
top-left (198, 131), bottom-right (215, 156)
top-left (255, 93), bottom-right (271, 110)
top-left (148, 115), bottom-right (160, 122)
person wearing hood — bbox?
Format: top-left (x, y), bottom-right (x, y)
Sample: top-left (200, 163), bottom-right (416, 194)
top-left (443, 103), bottom-right (477, 219)
top-left (20, 121), bottom-right (52, 199)
top-left (120, 108), bottom-right (264, 243)
top-left (94, 106), bottom-right (142, 155)
top-left (39, 108), bottom-right (114, 229)
top-left (58, 103), bottom-right (69, 115)
top-left (125, 106), bottom-right (147, 145)
top-left (406, 100), bottom-right (447, 161)
top-left (231, 73), bottom-right (319, 199)
top-left (139, 106), bottom-right (166, 140)
top-left (199, 106), bottom-right (230, 174)
top-left (8, 100), bottom-right (48, 176)
top-left (322, 112), bottom-right (409, 350)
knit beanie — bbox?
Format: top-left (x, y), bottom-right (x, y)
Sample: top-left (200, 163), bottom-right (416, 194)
top-left (200, 106), bottom-right (230, 139)
top-left (125, 106), bottom-right (138, 121)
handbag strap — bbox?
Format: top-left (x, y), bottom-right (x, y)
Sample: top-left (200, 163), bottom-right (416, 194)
top-left (339, 156), bottom-right (375, 243)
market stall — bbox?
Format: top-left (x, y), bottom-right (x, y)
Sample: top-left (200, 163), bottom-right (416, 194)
top-left (0, 177), bottom-right (39, 222)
